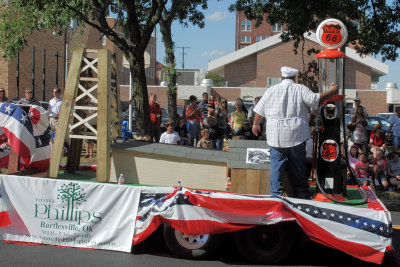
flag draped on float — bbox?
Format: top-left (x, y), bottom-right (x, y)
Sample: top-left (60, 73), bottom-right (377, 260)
top-left (0, 103), bottom-right (51, 171)
top-left (133, 187), bottom-right (392, 265)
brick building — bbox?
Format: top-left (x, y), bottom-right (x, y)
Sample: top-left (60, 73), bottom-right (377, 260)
top-left (208, 32), bottom-right (390, 114)
top-left (235, 12), bottom-right (285, 50)
top-left (0, 17), bottom-right (156, 103)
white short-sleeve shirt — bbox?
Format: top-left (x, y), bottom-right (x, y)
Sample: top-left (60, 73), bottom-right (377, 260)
top-left (253, 79), bottom-right (320, 148)
top-left (159, 131), bottom-right (180, 144)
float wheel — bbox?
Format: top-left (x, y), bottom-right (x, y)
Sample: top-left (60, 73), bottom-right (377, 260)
top-left (163, 224), bottom-right (220, 260)
top-left (235, 222), bottom-right (295, 264)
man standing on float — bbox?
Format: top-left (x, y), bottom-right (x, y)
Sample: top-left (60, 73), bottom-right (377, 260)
top-left (252, 66), bottom-right (338, 198)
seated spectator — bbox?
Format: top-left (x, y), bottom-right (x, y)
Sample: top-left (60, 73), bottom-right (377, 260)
top-left (372, 149), bottom-right (389, 190)
top-left (197, 128), bottom-right (214, 149)
top-left (355, 153), bottom-right (375, 192)
top-left (369, 124), bottom-right (386, 158)
top-left (231, 100), bottom-right (246, 135)
top-left (206, 116), bottom-right (225, 150)
top-left (235, 120), bottom-right (258, 140)
top-left (387, 152), bottom-right (400, 191)
top-left (159, 120), bottom-right (180, 145)
top-left (348, 145), bottom-right (360, 172)
top-left (174, 117), bottom-right (191, 146)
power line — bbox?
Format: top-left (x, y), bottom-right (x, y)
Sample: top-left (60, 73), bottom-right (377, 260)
top-left (176, 46), bottom-right (190, 69)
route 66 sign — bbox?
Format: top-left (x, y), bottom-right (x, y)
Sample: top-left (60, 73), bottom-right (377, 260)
top-left (316, 19), bottom-right (347, 50)
top-left (320, 140), bottom-right (339, 162)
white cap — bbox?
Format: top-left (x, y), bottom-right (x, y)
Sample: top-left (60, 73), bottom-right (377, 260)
top-left (281, 66), bottom-right (299, 78)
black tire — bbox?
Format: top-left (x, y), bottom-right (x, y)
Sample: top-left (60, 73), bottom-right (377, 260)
top-left (235, 222), bottom-right (295, 264)
top-left (163, 224), bottom-right (221, 260)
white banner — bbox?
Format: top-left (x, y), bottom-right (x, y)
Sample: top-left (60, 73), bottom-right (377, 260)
top-left (0, 175), bottom-right (141, 252)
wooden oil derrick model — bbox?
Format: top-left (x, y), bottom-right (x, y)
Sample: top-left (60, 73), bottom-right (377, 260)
top-left (48, 47), bottom-right (122, 182)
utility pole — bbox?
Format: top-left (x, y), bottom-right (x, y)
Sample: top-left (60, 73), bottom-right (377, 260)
top-left (177, 46), bottom-right (190, 69)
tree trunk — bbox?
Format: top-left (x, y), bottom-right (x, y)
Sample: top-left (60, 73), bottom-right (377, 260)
top-left (128, 53), bottom-right (151, 138)
top-left (160, 22), bottom-right (178, 122)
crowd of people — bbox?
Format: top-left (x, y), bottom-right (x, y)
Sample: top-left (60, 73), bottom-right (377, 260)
top-left (155, 92), bottom-right (264, 151)
top-left (346, 98), bottom-right (400, 192)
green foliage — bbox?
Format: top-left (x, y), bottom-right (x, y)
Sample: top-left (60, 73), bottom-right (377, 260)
top-left (206, 73), bottom-right (225, 86)
top-left (231, 0), bottom-right (400, 61)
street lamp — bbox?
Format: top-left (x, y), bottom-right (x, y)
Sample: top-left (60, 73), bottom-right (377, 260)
top-left (64, 19), bottom-right (78, 88)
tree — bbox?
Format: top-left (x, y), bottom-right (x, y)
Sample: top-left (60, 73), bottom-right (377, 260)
top-left (158, 0), bottom-right (208, 123)
top-left (231, 0), bottom-right (400, 61)
top-left (206, 72), bottom-right (225, 86)
top-left (0, 0), bottom-right (165, 138)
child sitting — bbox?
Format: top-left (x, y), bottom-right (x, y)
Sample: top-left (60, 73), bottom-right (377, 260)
top-left (174, 117), bottom-right (191, 146)
top-left (372, 149), bottom-right (389, 190)
top-left (197, 128), bottom-right (214, 149)
top-left (354, 153), bottom-right (375, 192)
top-left (205, 116), bottom-right (225, 149)
top-left (234, 120), bottom-right (258, 140)
top-left (159, 120), bottom-right (180, 144)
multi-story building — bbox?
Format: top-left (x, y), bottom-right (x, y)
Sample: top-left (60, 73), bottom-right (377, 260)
top-left (235, 12), bottom-right (284, 50)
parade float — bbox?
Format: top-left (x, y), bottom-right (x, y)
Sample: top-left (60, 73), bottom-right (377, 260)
top-left (0, 19), bottom-right (396, 265)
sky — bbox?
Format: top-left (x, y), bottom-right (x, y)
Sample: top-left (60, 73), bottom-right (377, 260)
top-left (156, 0), bottom-right (400, 90)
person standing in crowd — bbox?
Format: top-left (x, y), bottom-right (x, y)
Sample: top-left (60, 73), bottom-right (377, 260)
top-left (186, 95), bottom-right (202, 145)
top-left (388, 107), bottom-right (400, 152)
top-left (214, 98), bottom-right (229, 133)
top-left (120, 95), bottom-right (135, 112)
top-left (252, 66), bottom-right (338, 198)
top-left (48, 88), bottom-right (62, 134)
top-left (17, 88), bottom-right (41, 106)
top-left (0, 88), bottom-right (10, 103)
top-left (231, 99), bottom-right (246, 135)
top-left (350, 105), bottom-right (368, 153)
top-left (159, 120), bottom-right (180, 145)
top-left (350, 96), bottom-right (368, 117)
top-left (198, 92), bottom-right (214, 124)
top-left (149, 93), bottom-right (162, 142)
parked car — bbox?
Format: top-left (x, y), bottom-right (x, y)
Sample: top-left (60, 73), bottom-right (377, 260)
top-left (345, 114), bottom-right (392, 145)
top-left (376, 113), bottom-right (394, 121)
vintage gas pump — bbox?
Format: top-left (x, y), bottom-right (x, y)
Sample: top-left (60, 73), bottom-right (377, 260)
top-left (314, 19), bottom-right (347, 201)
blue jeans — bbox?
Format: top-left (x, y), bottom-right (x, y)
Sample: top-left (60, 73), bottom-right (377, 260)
top-left (270, 142), bottom-right (308, 198)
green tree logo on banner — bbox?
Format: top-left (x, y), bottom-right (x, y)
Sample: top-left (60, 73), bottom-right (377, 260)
top-left (57, 182), bottom-right (86, 220)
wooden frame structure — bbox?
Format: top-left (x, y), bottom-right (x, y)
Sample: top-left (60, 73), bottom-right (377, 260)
top-left (48, 48), bottom-right (121, 182)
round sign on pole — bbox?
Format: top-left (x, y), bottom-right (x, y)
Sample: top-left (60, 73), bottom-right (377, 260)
top-left (316, 19), bottom-right (348, 50)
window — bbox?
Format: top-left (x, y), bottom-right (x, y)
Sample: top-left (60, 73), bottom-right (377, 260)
top-left (240, 35), bottom-right (251, 43)
top-left (271, 23), bottom-right (282, 32)
top-left (101, 34), bottom-right (107, 46)
top-left (267, 77), bottom-right (281, 87)
top-left (241, 20), bottom-right (251, 31)
top-left (256, 36), bottom-right (266, 42)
